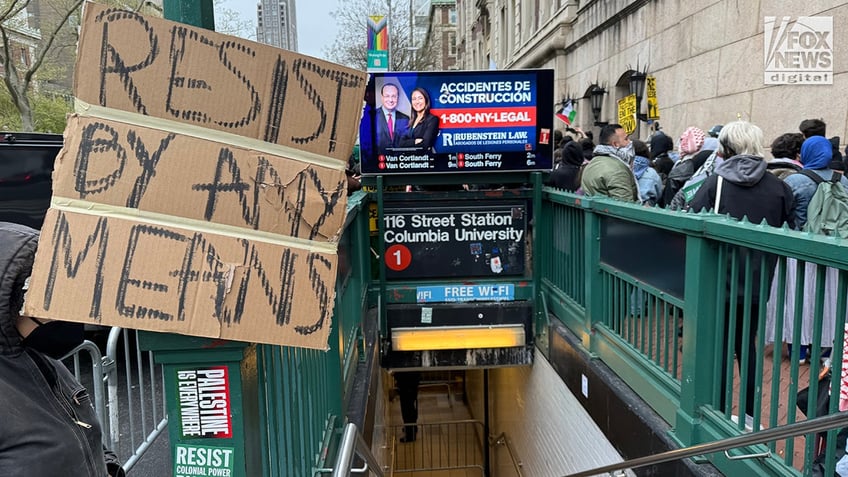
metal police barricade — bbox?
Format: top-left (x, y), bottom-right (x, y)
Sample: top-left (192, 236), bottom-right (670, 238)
top-left (62, 328), bottom-right (170, 474)
top-left (105, 327), bottom-right (169, 472)
top-left (62, 340), bottom-right (108, 445)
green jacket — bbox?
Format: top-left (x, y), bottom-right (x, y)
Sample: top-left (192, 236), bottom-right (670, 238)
top-left (580, 154), bottom-right (639, 202)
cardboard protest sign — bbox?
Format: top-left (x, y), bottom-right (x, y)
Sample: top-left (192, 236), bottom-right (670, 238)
top-left (26, 209), bottom-right (336, 348)
top-left (617, 94), bottom-right (637, 136)
top-left (23, 5), bottom-right (367, 349)
top-left (74, 3), bottom-right (366, 162)
top-left (53, 115), bottom-right (348, 241)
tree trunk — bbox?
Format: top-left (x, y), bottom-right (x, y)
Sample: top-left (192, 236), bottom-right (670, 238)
top-left (2, 59), bottom-right (34, 131)
top-left (18, 95), bottom-right (34, 132)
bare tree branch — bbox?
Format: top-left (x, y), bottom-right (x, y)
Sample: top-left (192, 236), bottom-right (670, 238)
top-left (0, 0), bottom-right (32, 24)
top-left (24, 0), bottom-right (84, 86)
top-left (0, 19), bottom-right (28, 127)
top-left (326, 0), bottom-right (441, 72)
top-left (0, 0), bottom-right (253, 131)
top-left (0, 0), bottom-right (85, 130)
top-left (214, 0), bottom-right (254, 39)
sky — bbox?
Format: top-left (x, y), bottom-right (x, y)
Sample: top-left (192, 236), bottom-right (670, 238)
top-left (222, 0), bottom-right (340, 60)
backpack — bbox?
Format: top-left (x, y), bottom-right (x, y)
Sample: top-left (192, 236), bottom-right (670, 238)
top-left (800, 170), bottom-right (848, 238)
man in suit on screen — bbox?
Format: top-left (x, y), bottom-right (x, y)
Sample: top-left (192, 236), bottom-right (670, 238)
top-left (376, 83), bottom-right (409, 153)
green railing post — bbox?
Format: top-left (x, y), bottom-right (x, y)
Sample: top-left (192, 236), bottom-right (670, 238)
top-left (138, 334), bottom-right (260, 477)
top-left (532, 172), bottom-right (547, 354)
top-left (583, 199), bottom-right (602, 352)
top-left (376, 176), bottom-right (388, 340)
top-left (354, 197), bottom-right (369, 360)
top-left (673, 234), bottom-right (720, 445)
top-left (163, 0), bottom-right (215, 30)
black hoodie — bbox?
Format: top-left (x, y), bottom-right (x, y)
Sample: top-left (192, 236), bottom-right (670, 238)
top-left (546, 141), bottom-right (585, 192)
top-left (688, 156), bottom-right (795, 301)
top-left (0, 222), bottom-right (122, 477)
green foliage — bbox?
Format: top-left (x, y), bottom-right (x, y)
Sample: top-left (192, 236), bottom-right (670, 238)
top-left (0, 87), bottom-right (70, 132)
top-left (32, 92), bottom-right (72, 133)
top-left (0, 87), bottom-right (20, 130)
top-left (0, 0), bottom-right (247, 131)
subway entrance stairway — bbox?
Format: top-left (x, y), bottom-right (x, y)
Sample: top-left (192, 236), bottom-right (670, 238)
top-left (371, 356), bottom-right (636, 476)
top-left (349, 300), bottom-right (724, 477)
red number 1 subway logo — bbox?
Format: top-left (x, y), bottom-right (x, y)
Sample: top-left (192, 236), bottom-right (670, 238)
top-left (385, 244), bottom-right (412, 271)
top-left (177, 367), bottom-right (233, 439)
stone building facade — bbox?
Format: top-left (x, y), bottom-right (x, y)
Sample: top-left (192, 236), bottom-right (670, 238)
top-left (422, 0), bottom-right (460, 70)
top-left (457, 0), bottom-right (847, 145)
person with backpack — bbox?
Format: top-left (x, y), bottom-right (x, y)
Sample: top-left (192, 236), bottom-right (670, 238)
top-left (667, 136), bottom-right (720, 211)
top-left (771, 136), bottom-right (848, 365)
top-left (785, 136), bottom-right (848, 228)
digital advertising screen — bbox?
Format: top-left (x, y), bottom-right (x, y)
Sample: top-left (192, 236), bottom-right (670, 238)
top-left (359, 70), bottom-right (555, 175)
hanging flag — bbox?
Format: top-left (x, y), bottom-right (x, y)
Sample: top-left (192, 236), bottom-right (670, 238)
top-left (556, 100), bottom-right (576, 126)
top-left (367, 15), bottom-right (389, 72)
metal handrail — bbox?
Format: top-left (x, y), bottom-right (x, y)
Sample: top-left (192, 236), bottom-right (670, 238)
top-left (492, 432), bottom-right (524, 476)
top-left (563, 411), bottom-right (848, 477)
top-left (324, 422), bottom-right (385, 477)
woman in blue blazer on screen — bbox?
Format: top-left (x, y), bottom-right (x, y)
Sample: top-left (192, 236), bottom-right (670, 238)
top-left (398, 87), bottom-right (439, 152)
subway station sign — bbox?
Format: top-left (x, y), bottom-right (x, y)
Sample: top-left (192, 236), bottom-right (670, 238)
top-left (416, 283), bottom-right (515, 303)
top-left (383, 203), bottom-right (526, 279)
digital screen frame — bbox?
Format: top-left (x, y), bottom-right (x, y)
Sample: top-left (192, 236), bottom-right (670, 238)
top-left (359, 69), bottom-right (555, 175)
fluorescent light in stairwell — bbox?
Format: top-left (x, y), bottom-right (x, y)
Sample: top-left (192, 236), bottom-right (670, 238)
top-left (391, 325), bottom-right (525, 351)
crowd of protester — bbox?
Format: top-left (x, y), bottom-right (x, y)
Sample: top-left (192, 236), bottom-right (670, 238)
top-left (548, 118), bottom-right (848, 433)
top-left (548, 118), bottom-right (848, 221)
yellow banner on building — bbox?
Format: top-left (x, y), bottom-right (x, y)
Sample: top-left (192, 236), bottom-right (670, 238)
top-left (646, 76), bottom-right (660, 120)
top-left (617, 94), bottom-right (637, 135)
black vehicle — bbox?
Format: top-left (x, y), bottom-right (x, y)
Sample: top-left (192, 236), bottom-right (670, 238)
top-left (0, 132), bottom-right (111, 339)
top-left (0, 132), bottom-right (62, 229)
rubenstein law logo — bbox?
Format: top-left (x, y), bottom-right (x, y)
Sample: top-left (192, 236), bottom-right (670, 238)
top-left (764, 16), bottom-right (833, 85)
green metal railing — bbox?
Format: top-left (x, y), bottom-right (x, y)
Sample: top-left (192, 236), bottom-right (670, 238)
top-left (244, 182), bottom-right (848, 476)
top-left (540, 187), bottom-right (848, 477)
top-left (256, 192), bottom-right (373, 476)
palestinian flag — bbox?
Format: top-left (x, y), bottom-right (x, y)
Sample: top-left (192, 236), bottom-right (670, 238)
top-left (556, 100), bottom-right (576, 126)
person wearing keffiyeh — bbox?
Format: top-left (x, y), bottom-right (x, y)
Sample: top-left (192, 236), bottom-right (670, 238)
top-left (580, 124), bottom-right (639, 202)
top-left (660, 126), bottom-right (706, 207)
